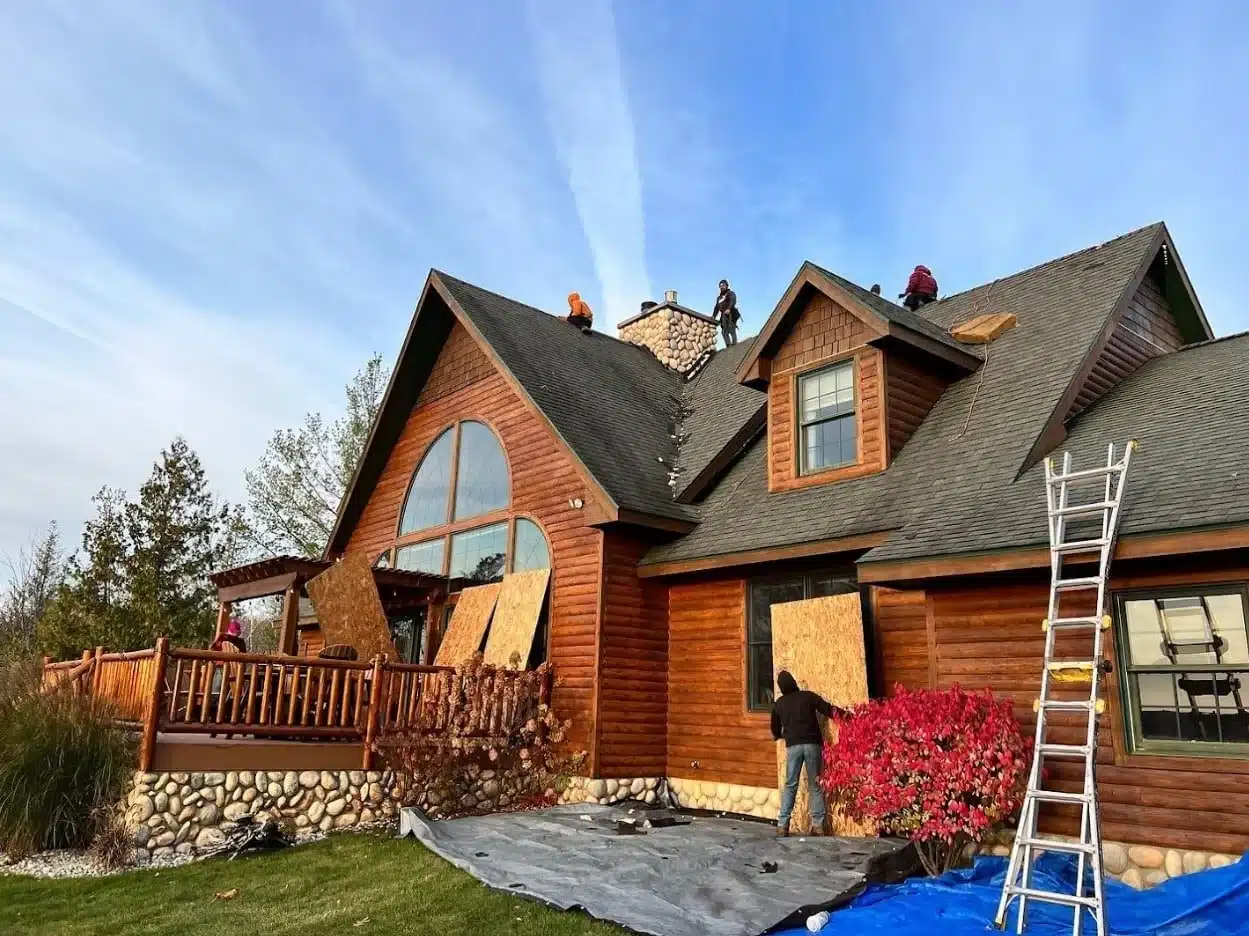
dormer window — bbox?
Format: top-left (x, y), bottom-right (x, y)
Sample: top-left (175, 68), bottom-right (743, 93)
top-left (798, 359), bottom-right (857, 474)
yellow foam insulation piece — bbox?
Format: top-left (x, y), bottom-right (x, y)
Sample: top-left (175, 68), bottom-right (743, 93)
top-left (482, 569), bottom-right (551, 669)
top-left (951, 312), bottom-right (1017, 344)
top-left (434, 583), bottom-right (502, 666)
top-left (1047, 661), bottom-right (1094, 684)
top-left (306, 551), bottom-right (396, 661)
top-left (771, 594), bottom-right (871, 836)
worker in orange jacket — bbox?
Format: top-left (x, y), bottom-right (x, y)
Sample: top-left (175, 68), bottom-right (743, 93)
top-left (567, 293), bottom-right (593, 332)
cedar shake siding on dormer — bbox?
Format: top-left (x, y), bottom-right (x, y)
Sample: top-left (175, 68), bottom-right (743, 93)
top-left (883, 350), bottom-right (955, 459)
top-left (343, 321), bottom-right (603, 753)
top-left (1069, 266), bottom-right (1187, 419)
top-left (767, 290), bottom-right (888, 491)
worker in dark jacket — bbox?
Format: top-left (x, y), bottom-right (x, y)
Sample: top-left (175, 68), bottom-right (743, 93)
top-left (771, 670), bottom-right (843, 836)
top-left (714, 279), bottom-right (740, 347)
top-left (900, 265), bottom-right (938, 310)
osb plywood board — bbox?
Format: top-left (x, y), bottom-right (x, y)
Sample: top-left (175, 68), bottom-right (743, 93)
top-left (950, 311), bottom-right (1017, 344)
top-left (482, 569), bottom-right (550, 669)
top-left (306, 551), bottom-right (396, 661)
top-left (434, 583), bottom-right (502, 667)
top-left (771, 594), bottom-right (871, 836)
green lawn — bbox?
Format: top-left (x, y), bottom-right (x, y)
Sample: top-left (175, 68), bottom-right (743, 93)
top-left (0, 832), bottom-right (622, 936)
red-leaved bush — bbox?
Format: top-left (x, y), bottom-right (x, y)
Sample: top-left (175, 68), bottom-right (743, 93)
top-left (820, 685), bottom-right (1030, 876)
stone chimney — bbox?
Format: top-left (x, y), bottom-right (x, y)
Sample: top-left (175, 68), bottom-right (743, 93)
top-left (617, 291), bottom-right (719, 373)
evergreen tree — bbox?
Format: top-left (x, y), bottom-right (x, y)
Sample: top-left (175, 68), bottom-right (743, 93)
top-left (0, 524), bottom-right (64, 655)
top-left (39, 439), bottom-right (244, 657)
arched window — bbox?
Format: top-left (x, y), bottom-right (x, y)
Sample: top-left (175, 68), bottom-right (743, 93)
top-left (392, 421), bottom-right (538, 589)
top-left (398, 429), bottom-right (454, 535)
top-left (512, 518), bottom-right (551, 572)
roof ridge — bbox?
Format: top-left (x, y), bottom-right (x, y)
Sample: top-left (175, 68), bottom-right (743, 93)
top-left (1165, 328), bottom-right (1249, 352)
top-left (434, 269), bottom-right (696, 364)
top-left (932, 222), bottom-right (1165, 306)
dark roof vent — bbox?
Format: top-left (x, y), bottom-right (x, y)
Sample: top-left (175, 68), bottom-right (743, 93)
top-left (640, 300), bottom-right (658, 313)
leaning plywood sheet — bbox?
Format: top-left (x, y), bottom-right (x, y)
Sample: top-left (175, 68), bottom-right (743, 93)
top-left (306, 551), bottom-right (396, 661)
top-left (482, 569), bottom-right (550, 669)
top-left (434, 583), bottom-right (502, 666)
top-left (771, 594), bottom-right (870, 836)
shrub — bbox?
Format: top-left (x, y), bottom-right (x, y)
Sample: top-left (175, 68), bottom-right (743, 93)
top-left (388, 656), bottom-right (586, 818)
top-left (0, 657), bottom-right (136, 857)
top-left (821, 685), bottom-right (1031, 876)
top-left (88, 806), bottom-right (135, 870)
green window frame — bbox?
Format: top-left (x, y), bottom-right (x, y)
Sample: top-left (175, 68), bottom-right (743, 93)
top-left (1113, 584), bottom-right (1249, 756)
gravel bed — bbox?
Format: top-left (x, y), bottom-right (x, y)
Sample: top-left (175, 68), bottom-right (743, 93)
top-left (0, 820), bottom-right (396, 880)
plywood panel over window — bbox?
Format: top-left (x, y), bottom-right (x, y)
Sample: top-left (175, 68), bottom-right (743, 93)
top-left (344, 322), bottom-right (601, 751)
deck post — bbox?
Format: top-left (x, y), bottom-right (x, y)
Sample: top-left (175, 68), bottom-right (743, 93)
top-left (78, 649), bottom-right (92, 695)
top-left (90, 645), bottom-right (104, 696)
top-left (214, 600), bottom-right (233, 642)
top-left (139, 637), bottom-right (169, 773)
top-left (362, 654), bottom-right (387, 770)
top-left (278, 586), bottom-right (301, 656)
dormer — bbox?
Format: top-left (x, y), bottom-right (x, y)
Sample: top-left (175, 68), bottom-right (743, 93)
top-left (736, 262), bottom-right (979, 493)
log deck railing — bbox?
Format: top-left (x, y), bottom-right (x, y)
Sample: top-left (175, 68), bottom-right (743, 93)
top-left (41, 637), bottom-right (552, 771)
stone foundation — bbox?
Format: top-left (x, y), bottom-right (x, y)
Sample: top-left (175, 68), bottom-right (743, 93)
top-left (122, 770), bottom-right (401, 861)
top-left (968, 828), bottom-right (1242, 889)
top-left (559, 776), bottom-right (780, 820)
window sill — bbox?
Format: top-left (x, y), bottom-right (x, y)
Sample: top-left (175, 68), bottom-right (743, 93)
top-left (1117, 743), bottom-right (1249, 769)
top-left (769, 459), bottom-right (881, 493)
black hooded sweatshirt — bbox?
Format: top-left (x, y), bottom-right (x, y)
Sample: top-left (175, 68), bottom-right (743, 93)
top-left (770, 671), bottom-right (840, 747)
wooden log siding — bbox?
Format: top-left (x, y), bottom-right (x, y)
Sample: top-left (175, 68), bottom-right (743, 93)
top-left (883, 351), bottom-right (952, 459)
top-left (881, 554), bottom-right (1249, 855)
top-left (871, 586), bottom-right (929, 693)
top-left (767, 291), bottom-right (887, 493)
top-left (342, 321), bottom-right (603, 751)
top-left (1070, 268), bottom-right (1186, 418)
top-left (596, 531), bottom-right (668, 777)
top-left (667, 577), bottom-right (776, 788)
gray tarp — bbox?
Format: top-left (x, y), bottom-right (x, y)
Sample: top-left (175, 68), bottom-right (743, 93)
top-left (399, 804), bottom-right (917, 936)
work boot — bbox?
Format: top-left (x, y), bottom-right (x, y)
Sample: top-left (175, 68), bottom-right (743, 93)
top-left (777, 823), bottom-right (790, 838)
top-left (809, 819), bottom-right (828, 837)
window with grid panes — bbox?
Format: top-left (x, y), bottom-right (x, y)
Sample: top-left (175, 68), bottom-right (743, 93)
top-left (798, 359), bottom-right (857, 474)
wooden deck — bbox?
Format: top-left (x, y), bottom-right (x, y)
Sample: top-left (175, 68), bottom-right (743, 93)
top-left (150, 734), bottom-right (366, 771)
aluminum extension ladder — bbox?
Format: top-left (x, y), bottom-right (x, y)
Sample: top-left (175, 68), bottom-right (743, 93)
top-left (995, 441), bottom-right (1137, 936)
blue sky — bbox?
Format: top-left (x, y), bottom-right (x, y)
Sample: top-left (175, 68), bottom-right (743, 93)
top-left (3, 0), bottom-right (1249, 567)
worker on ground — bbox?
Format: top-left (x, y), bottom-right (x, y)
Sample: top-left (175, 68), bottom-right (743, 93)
top-left (567, 292), bottom-right (593, 332)
top-left (714, 279), bottom-right (740, 347)
top-left (900, 265), bottom-right (938, 310)
top-left (771, 670), bottom-right (844, 837)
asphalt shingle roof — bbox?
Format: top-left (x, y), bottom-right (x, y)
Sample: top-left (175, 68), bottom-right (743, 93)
top-left (671, 339), bottom-right (766, 500)
top-left (437, 273), bottom-right (698, 522)
top-left (643, 223), bottom-right (1165, 567)
top-left (865, 332), bottom-right (1249, 563)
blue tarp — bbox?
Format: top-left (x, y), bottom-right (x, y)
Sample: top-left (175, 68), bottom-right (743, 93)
top-left (778, 853), bottom-right (1249, 936)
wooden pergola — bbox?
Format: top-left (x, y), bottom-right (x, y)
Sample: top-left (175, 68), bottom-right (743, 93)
top-left (209, 555), bottom-right (444, 655)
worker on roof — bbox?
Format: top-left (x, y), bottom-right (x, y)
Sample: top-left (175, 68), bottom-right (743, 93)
top-left (566, 292), bottom-right (593, 333)
top-left (900, 265), bottom-right (938, 310)
top-left (713, 279), bottom-right (740, 347)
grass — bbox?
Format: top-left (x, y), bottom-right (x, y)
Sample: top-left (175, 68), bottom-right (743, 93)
top-left (0, 832), bottom-right (623, 936)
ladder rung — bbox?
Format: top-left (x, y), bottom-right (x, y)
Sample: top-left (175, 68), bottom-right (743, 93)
top-left (1035, 698), bottom-right (1104, 714)
top-left (1053, 538), bottom-right (1107, 554)
top-left (1039, 742), bottom-right (1092, 758)
top-left (1043, 616), bottom-right (1105, 631)
top-left (1002, 885), bottom-right (1098, 909)
top-left (1024, 790), bottom-right (1088, 807)
top-left (1049, 464), bottom-right (1124, 483)
top-left (1052, 501), bottom-right (1115, 517)
top-left (1054, 577), bottom-right (1102, 591)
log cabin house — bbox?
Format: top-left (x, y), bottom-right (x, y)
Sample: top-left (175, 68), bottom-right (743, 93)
top-left (309, 220), bottom-right (1249, 863)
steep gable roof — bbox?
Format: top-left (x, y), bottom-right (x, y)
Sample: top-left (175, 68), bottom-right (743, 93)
top-left (735, 261), bottom-right (981, 387)
top-left (643, 223), bottom-right (1173, 571)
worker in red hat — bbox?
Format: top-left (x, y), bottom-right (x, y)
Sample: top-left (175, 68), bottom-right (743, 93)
top-left (211, 617), bottom-right (248, 653)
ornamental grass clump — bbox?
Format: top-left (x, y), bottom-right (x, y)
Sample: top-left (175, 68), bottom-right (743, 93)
top-left (821, 685), bottom-right (1030, 876)
top-left (0, 657), bottom-right (136, 857)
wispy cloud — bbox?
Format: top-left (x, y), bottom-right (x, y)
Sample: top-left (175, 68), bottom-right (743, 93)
top-left (525, 0), bottom-right (651, 322)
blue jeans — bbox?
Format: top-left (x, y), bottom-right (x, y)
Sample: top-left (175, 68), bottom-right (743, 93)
top-left (778, 743), bottom-right (826, 829)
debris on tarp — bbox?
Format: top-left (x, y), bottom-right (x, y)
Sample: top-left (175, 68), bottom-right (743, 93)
top-left (399, 803), bottom-right (917, 936)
